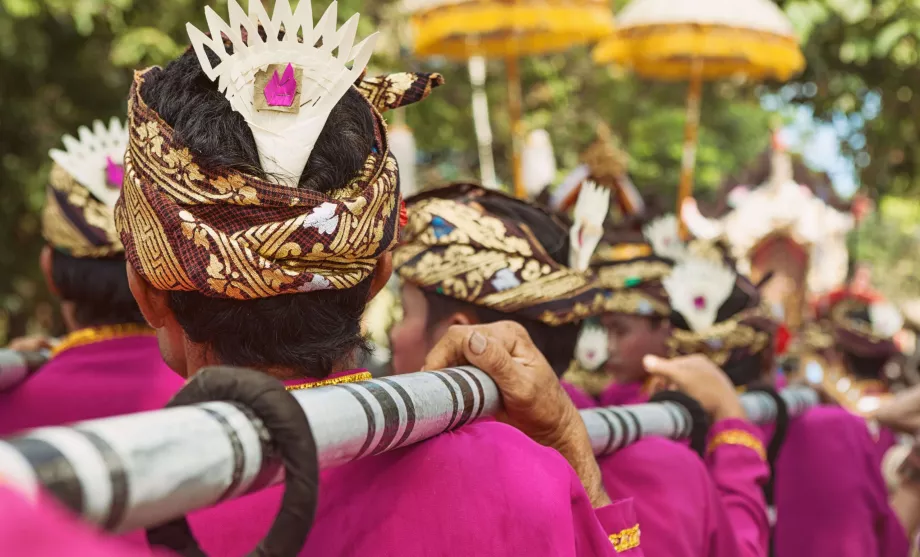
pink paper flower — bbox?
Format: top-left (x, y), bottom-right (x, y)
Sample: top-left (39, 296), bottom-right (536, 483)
top-left (264, 63), bottom-right (297, 107)
top-left (105, 157), bottom-right (125, 189)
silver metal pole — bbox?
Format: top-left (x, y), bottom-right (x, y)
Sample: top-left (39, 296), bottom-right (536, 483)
top-left (0, 349), bottom-right (50, 392)
top-left (0, 368), bottom-right (817, 533)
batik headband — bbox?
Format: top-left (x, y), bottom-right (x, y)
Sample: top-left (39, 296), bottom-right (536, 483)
top-left (43, 118), bottom-right (127, 258)
top-left (826, 294), bottom-right (902, 359)
top-left (394, 183), bottom-right (612, 326)
top-left (591, 235), bottom-right (672, 318)
top-left (115, 1), bottom-right (442, 300)
top-left (664, 257), bottom-right (776, 375)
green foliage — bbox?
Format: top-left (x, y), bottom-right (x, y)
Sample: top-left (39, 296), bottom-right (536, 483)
top-left (0, 0), bottom-right (918, 339)
top-left (852, 197), bottom-right (920, 301)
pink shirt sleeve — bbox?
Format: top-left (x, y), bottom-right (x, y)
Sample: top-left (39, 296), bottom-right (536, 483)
top-left (567, 464), bottom-right (645, 556)
top-left (0, 485), bottom-right (172, 556)
top-left (703, 418), bottom-right (770, 557)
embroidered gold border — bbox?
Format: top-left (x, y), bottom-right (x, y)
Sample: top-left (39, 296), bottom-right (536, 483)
top-left (707, 429), bottom-right (766, 461)
top-left (285, 371), bottom-right (373, 391)
top-left (51, 324), bottom-right (155, 358)
top-left (609, 524), bottom-right (641, 552)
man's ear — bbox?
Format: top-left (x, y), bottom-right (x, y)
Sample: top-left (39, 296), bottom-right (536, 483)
top-left (126, 263), bottom-right (173, 329)
top-left (39, 246), bottom-right (60, 297)
top-left (368, 252), bottom-right (394, 301)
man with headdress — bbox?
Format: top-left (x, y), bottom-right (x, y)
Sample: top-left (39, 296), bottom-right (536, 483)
top-left (391, 182), bottom-right (773, 557)
top-left (114, 2), bottom-right (643, 555)
top-left (0, 118), bottom-right (184, 436)
top-left (663, 255), bottom-right (909, 556)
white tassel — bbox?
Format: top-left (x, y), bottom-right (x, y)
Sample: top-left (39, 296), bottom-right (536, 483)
top-left (521, 129), bottom-right (556, 199)
top-left (643, 213), bottom-right (687, 261)
top-left (575, 321), bottom-right (609, 372)
top-left (388, 124), bottom-right (418, 197)
top-left (869, 301), bottom-right (904, 339)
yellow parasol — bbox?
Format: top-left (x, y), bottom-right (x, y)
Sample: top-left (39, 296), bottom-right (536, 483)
top-left (405, 0), bottom-right (616, 197)
top-left (593, 0), bottom-right (805, 230)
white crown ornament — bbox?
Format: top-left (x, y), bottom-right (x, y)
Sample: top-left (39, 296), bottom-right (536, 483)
top-left (663, 256), bottom-right (736, 333)
top-left (575, 321), bottom-right (609, 372)
top-left (569, 180), bottom-right (610, 271)
top-left (187, 0), bottom-right (378, 187)
top-left (643, 213), bottom-right (687, 261)
top-left (869, 301), bottom-right (904, 340)
top-left (48, 117), bottom-right (128, 208)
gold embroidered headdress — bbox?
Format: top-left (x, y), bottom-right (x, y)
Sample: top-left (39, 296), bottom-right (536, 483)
top-left (43, 118), bottom-right (128, 258)
top-left (115, 0), bottom-right (442, 300)
top-left (664, 256), bottom-right (778, 385)
top-left (394, 183), bottom-right (613, 326)
top-left (591, 229), bottom-right (672, 318)
top-left (815, 290), bottom-right (902, 360)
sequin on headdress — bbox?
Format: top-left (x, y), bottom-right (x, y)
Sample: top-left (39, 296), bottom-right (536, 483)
top-left (394, 183), bottom-right (611, 326)
top-left (115, 68), bottom-right (442, 299)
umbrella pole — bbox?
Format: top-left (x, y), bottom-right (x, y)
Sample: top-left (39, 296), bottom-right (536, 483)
top-left (469, 56), bottom-right (499, 189)
top-left (506, 56), bottom-right (525, 198)
top-left (677, 59), bottom-right (704, 237)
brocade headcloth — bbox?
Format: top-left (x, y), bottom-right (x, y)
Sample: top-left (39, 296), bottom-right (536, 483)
top-left (817, 290), bottom-right (901, 360)
top-left (394, 183), bottom-right (611, 326)
top-left (115, 69), bottom-right (442, 299)
top-left (664, 257), bottom-right (777, 385)
top-left (43, 118), bottom-right (128, 258)
top-left (591, 231), bottom-right (672, 318)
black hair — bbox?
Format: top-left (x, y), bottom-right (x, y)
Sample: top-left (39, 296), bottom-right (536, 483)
top-left (843, 352), bottom-right (889, 381)
top-left (50, 249), bottom-right (146, 327)
top-left (422, 196), bottom-right (579, 377)
top-left (141, 44), bottom-right (375, 377)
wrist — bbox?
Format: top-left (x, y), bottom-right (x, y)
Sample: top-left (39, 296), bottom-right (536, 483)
top-left (551, 406), bottom-right (610, 507)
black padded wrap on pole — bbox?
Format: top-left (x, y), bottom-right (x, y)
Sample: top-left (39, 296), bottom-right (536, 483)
top-left (145, 367), bottom-right (319, 557)
top-left (747, 384), bottom-right (789, 507)
top-left (649, 390), bottom-right (710, 456)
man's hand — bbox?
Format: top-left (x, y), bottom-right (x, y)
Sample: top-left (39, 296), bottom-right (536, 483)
top-left (424, 321), bottom-right (611, 507)
top-left (872, 384), bottom-right (920, 435)
top-left (643, 354), bottom-right (747, 422)
top-left (6, 336), bottom-right (54, 353)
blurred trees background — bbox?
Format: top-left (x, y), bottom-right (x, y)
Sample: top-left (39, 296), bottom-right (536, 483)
top-left (1, 0), bottom-right (919, 340)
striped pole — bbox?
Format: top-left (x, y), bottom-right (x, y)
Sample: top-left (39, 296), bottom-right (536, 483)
top-left (0, 368), bottom-right (816, 533)
top-left (582, 386), bottom-right (821, 456)
top-left (0, 349), bottom-right (49, 392)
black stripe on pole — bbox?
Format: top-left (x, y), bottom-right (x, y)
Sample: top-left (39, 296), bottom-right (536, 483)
top-left (444, 369), bottom-right (476, 427)
top-left (379, 378), bottom-right (417, 451)
top-left (624, 408), bottom-right (642, 445)
top-left (75, 428), bottom-right (128, 530)
top-left (341, 383), bottom-right (378, 460)
top-left (608, 409), bottom-right (631, 452)
top-left (595, 409), bottom-right (619, 455)
top-left (432, 372), bottom-right (461, 434)
top-left (462, 368), bottom-right (487, 419)
top-left (363, 382), bottom-right (402, 457)
top-left (10, 437), bottom-right (84, 515)
top-left (199, 406), bottom-right (246, 503)
top-left (238, 403), bottom-right (281, 496)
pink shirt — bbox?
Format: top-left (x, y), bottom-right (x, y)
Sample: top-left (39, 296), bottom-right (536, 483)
top-left (773, 406), bottom-right (909, 557)
top-left (186, 418), bottom-right (642, 556)
top-left (0, 334), bottom-right (184, 436)
top-left (0, 485), bottom-right (172, 556)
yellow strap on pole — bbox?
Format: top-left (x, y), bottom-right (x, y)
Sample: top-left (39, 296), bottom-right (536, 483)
top-left (677, 58), bottom-right (704, 238)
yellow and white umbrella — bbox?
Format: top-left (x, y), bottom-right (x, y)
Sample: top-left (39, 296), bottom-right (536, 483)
top-left (594, 0), bottom-right (805, 228)
top-left (405, 0), bottom-right (616, 197)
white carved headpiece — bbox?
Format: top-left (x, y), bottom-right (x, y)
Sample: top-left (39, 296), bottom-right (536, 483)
top-left (48, 117), bottom-right (128, 208)
top-left (869, 301), bottom-right (904, 340)
top-left (569, 180), bottom-right (610, 271)
top-left (187, 0), bottom-right (379, 187)
top-left (643, 213), bottom-right (687, 261)
top-left (663, 256), bottom-right (737, 333)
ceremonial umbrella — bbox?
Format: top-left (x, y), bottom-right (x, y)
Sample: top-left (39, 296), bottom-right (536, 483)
top-left (593, 0), bottom-right (805, 229)
top-left (404, 0), bottom-right (616, 197)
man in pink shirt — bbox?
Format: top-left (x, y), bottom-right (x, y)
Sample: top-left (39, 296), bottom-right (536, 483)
top-left (0, 119), bottom-right (183, 436)
top-left (112, 2), bottom-right (643, 554)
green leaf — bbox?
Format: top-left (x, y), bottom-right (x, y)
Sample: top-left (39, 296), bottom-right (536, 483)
top-left (110, 27), bottom-right (183, 66)
top-left (874, 20), bottom-right (911, 57)
top-left (1, 0), bottom-right (40, 17)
